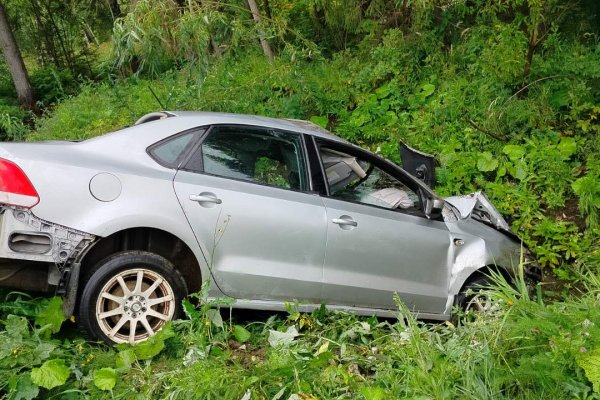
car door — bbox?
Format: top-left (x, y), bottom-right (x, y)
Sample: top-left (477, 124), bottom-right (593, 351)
top-left (314, 139), bottom-right (452, 314)
top-left (173, 125), bottom-right (327, 302)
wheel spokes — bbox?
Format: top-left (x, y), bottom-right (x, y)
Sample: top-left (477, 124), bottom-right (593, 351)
top-left (109, 315), bottom-right (128, 337)
top-left (99, 307), bottom-right (123, 320)
top-left (101, 292), bottom-right (123, 303)
top-left (128, 319), bottom-right (138, 344)
top-left (96, 268), bottom-right (176, 344)
top-left (146, 308), bottom-right (169, 321)
top-left (140, 316), bottom-right (155, 336)
top-left (147, 294), bottom-right (174, 307)
top-left (143, 277), bottom-right (163, 297)
top-left (133, 270), bottom-right (144, 294)
top-left (116, 276), bottom-right (130, 295)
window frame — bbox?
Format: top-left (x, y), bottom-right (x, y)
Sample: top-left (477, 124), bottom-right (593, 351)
top-left (180, 124), bottom-right (313, 194)
top-left (310, 138), bottom-right (427, 216)
top-left (146, 127), bottom-right (206, 169)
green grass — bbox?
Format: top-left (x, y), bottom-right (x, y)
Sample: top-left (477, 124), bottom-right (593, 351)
top-left (1, 271), bottom-right (600, 399)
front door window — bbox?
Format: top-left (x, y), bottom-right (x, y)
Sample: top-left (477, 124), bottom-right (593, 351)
top-left (320, 147), bottom-right (421, 212)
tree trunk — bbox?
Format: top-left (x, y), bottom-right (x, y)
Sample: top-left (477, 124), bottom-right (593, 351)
top-left (247, 0), bottom-right (273, 62)
top-left (0, 4), bottom-right (35, 110)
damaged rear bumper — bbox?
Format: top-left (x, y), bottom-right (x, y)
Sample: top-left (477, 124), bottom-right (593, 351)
top-left (0, 206), bottom-right (96, 294)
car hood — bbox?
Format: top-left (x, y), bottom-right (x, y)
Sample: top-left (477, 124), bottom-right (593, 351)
top-left (444, 191), bottom-right (510, 231)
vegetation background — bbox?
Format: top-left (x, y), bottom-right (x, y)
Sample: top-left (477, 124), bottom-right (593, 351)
top-left (0, 0), bottom-right (599, 398)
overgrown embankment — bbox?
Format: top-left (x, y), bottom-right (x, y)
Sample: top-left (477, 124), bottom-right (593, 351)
top-left (0, 1), bottom-right (599, 398)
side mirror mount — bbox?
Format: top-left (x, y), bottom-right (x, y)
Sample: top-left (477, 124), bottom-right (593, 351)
top-left (424, 196), bottom-right (445, 219)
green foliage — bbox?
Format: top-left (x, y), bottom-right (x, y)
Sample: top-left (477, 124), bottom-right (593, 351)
top-left (30, 67), bottom-right (79, 106)
top-left (2, 1), bottom-right (600, 397)
top-left (573, 173), bottom-right (600, 229)
top-left (0, 273), bottom-right (600, 398)
top-left (93, 367), bottom-right (117, 391)
top-left (33, 296), bottom-right (65, 336)
top-left (30, 359), bottom-right (70, 390)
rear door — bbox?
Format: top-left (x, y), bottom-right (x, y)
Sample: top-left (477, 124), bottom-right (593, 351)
top-left (314, 139), bottom-right (452, 314)
top-left (173, 125), bottom-right (327, 302)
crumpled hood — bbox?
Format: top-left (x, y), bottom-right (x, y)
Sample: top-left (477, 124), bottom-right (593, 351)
top-left (444, 191), bottom-right (510, 231)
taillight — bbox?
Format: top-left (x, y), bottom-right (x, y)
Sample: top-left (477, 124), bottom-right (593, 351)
top-left (0, 158), bottom-right (39, 208)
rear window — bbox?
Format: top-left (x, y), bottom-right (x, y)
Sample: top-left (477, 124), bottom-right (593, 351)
top-left (148, 131), bottom-right (200, 168)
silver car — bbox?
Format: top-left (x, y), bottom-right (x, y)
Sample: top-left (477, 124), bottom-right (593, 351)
top-left (0, 111), bottom-right (540, 344)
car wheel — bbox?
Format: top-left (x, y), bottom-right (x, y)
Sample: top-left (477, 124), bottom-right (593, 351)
top-left (78, 251), bottom-right (187, 345)
top-left (455, 276), bottom-right (501, 320)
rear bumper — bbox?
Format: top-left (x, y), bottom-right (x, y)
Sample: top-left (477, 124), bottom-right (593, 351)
top-left (0, 206), bottom-right (95, 292)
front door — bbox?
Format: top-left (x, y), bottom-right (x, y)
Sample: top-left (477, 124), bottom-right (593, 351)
top-left (173, 125), bottom-right (327, 302)
top-left (316, 141), bottom-right (452, 314)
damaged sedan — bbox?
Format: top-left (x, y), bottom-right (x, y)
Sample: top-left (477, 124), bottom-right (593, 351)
top-left (0, 111), bottom-right (540, 344)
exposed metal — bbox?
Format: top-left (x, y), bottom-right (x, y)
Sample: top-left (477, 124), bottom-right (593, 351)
top-left (445, 191), bottom-right (510, 231)
top-left (0, 207), bottom-right (95, 264)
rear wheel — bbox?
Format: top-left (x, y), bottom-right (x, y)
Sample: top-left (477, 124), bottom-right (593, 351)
top-left (78, 251), bottom-right (187, 345)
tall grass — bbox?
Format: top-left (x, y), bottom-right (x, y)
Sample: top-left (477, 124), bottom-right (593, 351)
top-left (2, 266), bottom-right (599, 399)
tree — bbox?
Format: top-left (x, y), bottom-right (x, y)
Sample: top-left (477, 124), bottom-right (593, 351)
top-left (0, 3), bottom-right (35, 110)
top-left (247, 0), bottom-right (273, 62)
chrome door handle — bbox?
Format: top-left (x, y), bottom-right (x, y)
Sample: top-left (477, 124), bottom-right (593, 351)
top-left (332, 216), bottom-right (357, 227)
top-left (190, 193), bottom-right (222, 204)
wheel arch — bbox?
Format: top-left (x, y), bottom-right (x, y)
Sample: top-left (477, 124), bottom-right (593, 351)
top-left (460, 264), bottom-right (512, 291)
top-left (78, 227), bottom-right (203, 301)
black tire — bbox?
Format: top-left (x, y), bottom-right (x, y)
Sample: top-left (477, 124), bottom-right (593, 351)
top-left (78, 251), bottom-right (187, 345)
top-left (454, 275), bottom-right (497, 322)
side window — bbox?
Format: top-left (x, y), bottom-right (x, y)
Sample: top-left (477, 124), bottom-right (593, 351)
top-left (148, 131), bottom-right (198, 168)
top-left (199, 126), bottom-right (307, 191)
top-left (320, 147), bottom-right (421, 211)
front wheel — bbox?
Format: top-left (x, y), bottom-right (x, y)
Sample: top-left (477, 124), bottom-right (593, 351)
top-left (455, 276), bottom-right (502, 321)
top-left (78, 251), bottom-right (187, 345)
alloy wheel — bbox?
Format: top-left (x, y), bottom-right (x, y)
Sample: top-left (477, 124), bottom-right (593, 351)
top-left (95, 268), bottom-right (175, 344)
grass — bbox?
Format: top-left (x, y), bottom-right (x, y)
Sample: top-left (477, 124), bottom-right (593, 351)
top-left (1, 270), bottom-right (600, 399)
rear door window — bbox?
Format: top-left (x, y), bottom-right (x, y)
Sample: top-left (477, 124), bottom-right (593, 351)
top-left (188, 126), bottom-right (308, 191)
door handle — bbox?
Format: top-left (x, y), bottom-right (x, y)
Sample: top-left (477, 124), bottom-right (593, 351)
top-left (332, 216), bottom-right (358, 228)
top-left (190, 193), bottom-right (222, 205)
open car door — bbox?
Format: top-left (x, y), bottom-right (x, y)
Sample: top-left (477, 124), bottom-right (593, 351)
top-left (399, 142), bottom-right (437, 189)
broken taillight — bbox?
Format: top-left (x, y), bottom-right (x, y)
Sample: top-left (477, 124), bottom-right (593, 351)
top-left (0, 158), bottom-right (39, 208)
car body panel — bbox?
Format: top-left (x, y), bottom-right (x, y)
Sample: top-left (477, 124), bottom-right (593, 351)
top-left (321, 196), bottom-right (452, 313)
top-left (173, 169), bottom-right (328, 302)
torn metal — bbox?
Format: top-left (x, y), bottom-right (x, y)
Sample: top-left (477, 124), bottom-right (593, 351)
top-left (0, 206), bottom-right (96, 294)
top-left (444, 191), bottom-right (510, 231)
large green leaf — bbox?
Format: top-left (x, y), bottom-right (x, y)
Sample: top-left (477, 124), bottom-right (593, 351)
top-left (119, 322), bottom-right (175, 360)
top-left (115, 349), bottom-right (136, 369)
top-left (557, 137), bottom-right (577, 159)
top-left (502, 144), bottom-right (525, 161)
top-left (233, 325), bottom-right (251, 343)
top-left (309, 115), bottom-right (328, 129)
top-left (9, 373), bottom-right (39, 400)
top-left (34, 297), bottom-right (65, 335)
top-left (268, 326), bottom-right (299, 347)
top-left (5, 315), bottom-right (29, 339)
top-left (30, 359), bottom-right (70, 389)
top-left (94, 368), bottom-right (117, 391)
top-left (577, 348), bottom-right (600, 393)
top-left (417, 83), bottom-right (435, 98)
top-left (477, 152), bottom-right (498, 172)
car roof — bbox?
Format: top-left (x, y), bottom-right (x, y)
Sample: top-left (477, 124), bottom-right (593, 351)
top-left (163, 111), bottom-right (348, 144)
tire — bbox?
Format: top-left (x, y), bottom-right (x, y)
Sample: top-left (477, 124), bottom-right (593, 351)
top-left (78, 251), bottom-right (187, 345)
top-left (454, 275), bottom-right (500, 322)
